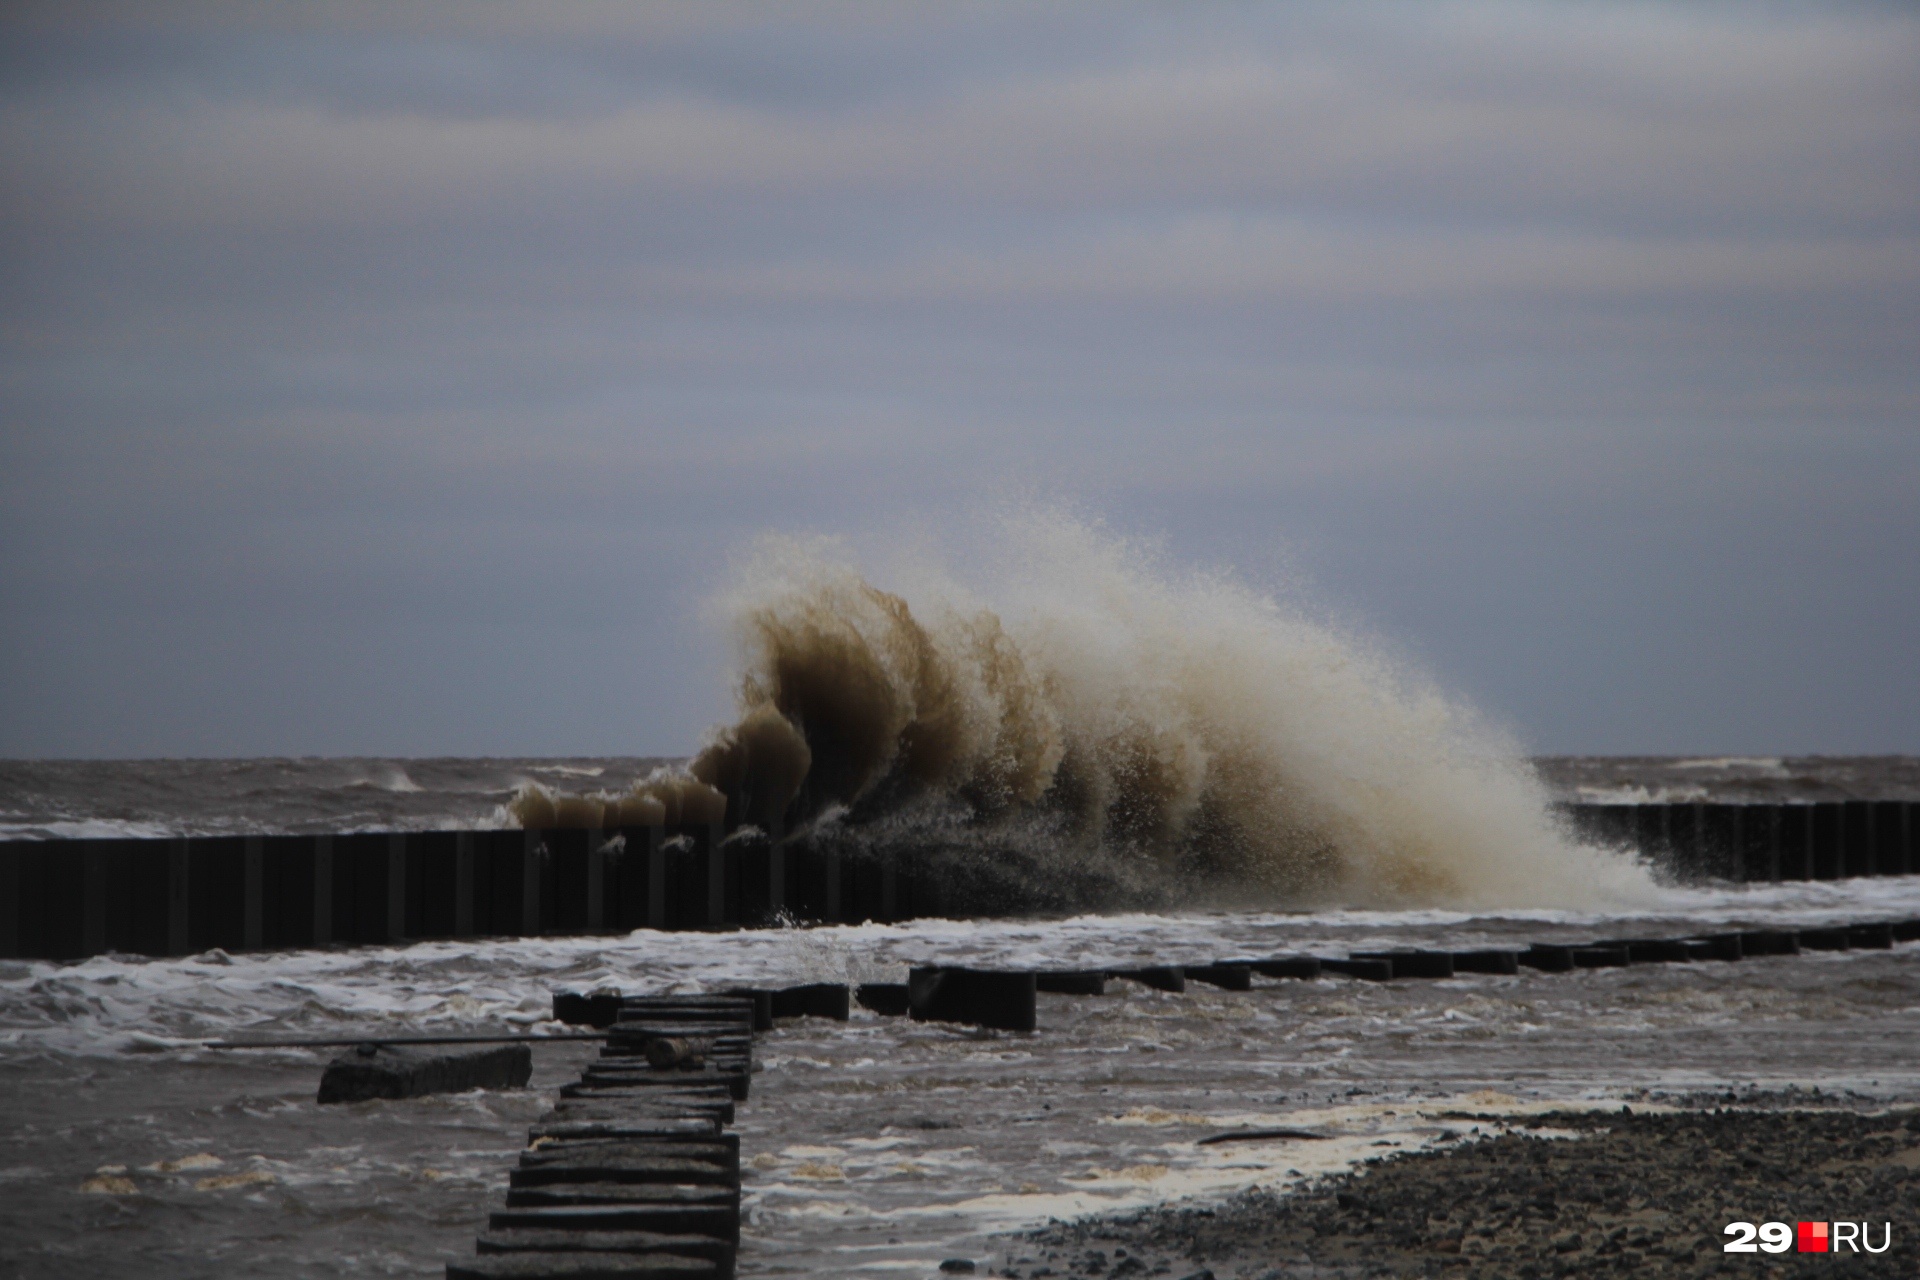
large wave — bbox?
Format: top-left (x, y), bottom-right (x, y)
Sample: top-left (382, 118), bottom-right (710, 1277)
top-left (517, 510), bottom-right (1652, 910)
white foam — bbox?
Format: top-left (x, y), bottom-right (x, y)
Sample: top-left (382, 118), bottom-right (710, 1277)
top-left (1671, 757), bottom-right (1788, 774)
top-left (0, 818), bottom-right (175, 841)
top-left (342, 768), bottom-right (423, 793)
top-left (3, 874), bottom-right (1914, 1057)
top-left (708, 511), bottom-right (1662, 912)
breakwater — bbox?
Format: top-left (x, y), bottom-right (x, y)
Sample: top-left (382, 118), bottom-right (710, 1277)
top-left (1, 800), bottom-right (1914, 961)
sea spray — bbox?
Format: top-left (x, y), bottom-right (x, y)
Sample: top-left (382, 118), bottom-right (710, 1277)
top-left (519, 511), bottom-right (1652, 910)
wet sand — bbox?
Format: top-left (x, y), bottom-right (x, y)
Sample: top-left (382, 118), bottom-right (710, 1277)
top-left (1005, 1104), bottom-right (1919, 1278)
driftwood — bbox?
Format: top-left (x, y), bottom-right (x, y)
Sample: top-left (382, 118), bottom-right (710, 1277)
top-left (1195, 1127), bottom-right (1330, 1146)
top-left (643, 1036), bottom-right (713, 1069)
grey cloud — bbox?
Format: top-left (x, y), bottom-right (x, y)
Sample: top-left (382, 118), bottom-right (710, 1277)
top-left (2, 1), bottom-right (1916, 758)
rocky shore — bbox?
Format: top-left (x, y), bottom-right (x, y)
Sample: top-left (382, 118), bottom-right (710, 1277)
top-left (998, 1106), bottom-right (1919, 1279)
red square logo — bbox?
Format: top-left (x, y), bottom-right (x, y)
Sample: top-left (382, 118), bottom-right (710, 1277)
top-left (1797, 1222), bottom-right (1829, 1253)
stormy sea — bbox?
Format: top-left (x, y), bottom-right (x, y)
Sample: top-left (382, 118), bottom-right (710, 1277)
top-left (2, 518), bottom-right (1916, 1276)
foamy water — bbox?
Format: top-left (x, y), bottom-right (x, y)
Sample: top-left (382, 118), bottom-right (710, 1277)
top-left (501, 512), bottom-right (1657, 913)
top-left (3, 510), bottom-right (1916, 1275)
top-left (2, 875), bottom-right (1917, 1277)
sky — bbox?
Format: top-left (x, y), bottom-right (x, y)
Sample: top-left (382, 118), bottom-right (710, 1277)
top-left (1, 1), bottom-right (1916, 760)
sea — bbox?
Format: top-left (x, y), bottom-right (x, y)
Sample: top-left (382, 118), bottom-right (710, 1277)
top-left (1, 755), bottom-right (1917, 1278)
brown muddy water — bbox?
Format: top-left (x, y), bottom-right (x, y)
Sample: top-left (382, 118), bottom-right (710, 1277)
top-left (2, 874), bottom-right (1917, 1278)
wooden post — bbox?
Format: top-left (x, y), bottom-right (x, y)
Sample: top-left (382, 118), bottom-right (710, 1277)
top-left (0, 844), bottom-right (18, 958)
top-left (767, 817), bottom-right (785, 916)
top-left (386, 833), bottom-right (407, 942)
top-left (1764, 804), bottom-right (1781, 882)
top-left (82, 842), bottom-right (108, 956)
top-left (313, 835), bottom-right (333, 944)
top-left (586, 827), bottom-right (604, 930)
top-left (243, 836), bottom-right (263, 950)
top-left (454, 832), bottom-right (474, 936)
top-left (645, 825), bottom-right (665, 929)
top-left (1896, 802), bottom-right (1912, 882)
top-left (521, 830), bottom-right (542, 936)
top-left (167, 838), bottom-right (190, 955)
top-left (707, 820), bottom-right (725, 926)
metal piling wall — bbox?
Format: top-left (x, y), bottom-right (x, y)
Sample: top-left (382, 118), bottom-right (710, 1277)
top-left (0, 800), bottom-right (1914, 960)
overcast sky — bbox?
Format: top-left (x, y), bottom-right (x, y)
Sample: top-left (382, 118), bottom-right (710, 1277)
top-left (2, 1), bottom-right (1916, 760)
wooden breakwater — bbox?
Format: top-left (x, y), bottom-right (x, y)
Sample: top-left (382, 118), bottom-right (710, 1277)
top-left (0, 800), bottom-right (1914, 962)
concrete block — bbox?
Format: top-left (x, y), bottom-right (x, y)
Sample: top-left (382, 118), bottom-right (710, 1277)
top-left (1109, 965), bottom-right (1186, 992)
top-left (555, 991), bottom-right (624, 1029)
top-left (529, 1118), bottom-right (724, 1143)
top-left (1889, 919), bottom-right (1920, 942)
top-left (769, 983), bottom-right (850, 1021)
top-left (503, 1183), bottom-right (737, 1211)
top-left (1596, 939), bottom-right (1692, 963)
top-left (526, 1133), bottom-right (739, 1163)
top-left (1450, 950), bottom-right (1519, 975)
top-left (511, 1155), bottom-right (735, 1189)
top-left (1034, 971), bottom-right (1108, 995)
top-left (1796, 927), bottom-right (1850, 951)
top-left (614, 997), bottom-right (756, 1020)
top-left (488, 1204), bottom-right (739, 1244)
top-left (1847, 922), bottom-right (1894, 950)
top-left (1686, 933), bottom-right (1744, 961)
top-left (523, 1140), bottom-right (737, 1178)
top-left (317, 1042), bottom-right (532, 1105)
top-left (1518, 946), bottom-right (1575, 972)
top-left (1570, 946), bottom-right (1630, 968)
top-left (565, 1073), bottom-right (749, 1105)
top-left (1736, 930), bottom-right (1799, 956)
top-left (1184, 963), bottom-right (1253, 990)
top-left (1242, 956), bottom-right (1322, 980)
top-left (855, 983), bottom-right (910, 1015)
top-left (550, 1098), bottom-right (735, 1126)
top-left (716, 989), bottom-right (774, 1031)
top-left (1353, 951), bottom-right (1454, 979)
top-left (573, 1061), bottom-right (750, 1089)
top-left (448, 1251), bottom-right (721, 1279)
top-left (476, 1230), bottom-right (734, 1280)
top-left (908, 967), bottom-right (1038, 1032)
top-left (1318, 958), bottom-right (1393, 981)
top-left (594, 1035), bottom-right (752, 1058)
top-left (566, 1078), bottom-right (747, 1105)
top-left (550, 1081), bottom-right (735, 1101)
top-left (608, 1021), bottom-right (751, 1042)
